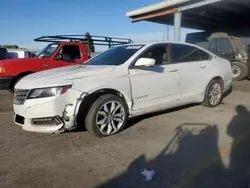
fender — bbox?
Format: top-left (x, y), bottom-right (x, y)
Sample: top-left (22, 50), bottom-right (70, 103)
top-left (86, 87), bottom-right (133, 111)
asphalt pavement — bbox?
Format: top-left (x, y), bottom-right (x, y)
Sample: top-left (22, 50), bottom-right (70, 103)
top-left (1, 81), bottom-right (250, 188)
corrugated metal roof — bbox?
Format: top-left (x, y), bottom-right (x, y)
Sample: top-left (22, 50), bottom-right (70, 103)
top-left (126, 0), bottom-right (191, 17)
top-left (126, 0), bottom-right (250, 32)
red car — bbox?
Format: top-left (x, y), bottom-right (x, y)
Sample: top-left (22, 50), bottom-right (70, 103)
top-left (0, 35), bottom-right (132, 91)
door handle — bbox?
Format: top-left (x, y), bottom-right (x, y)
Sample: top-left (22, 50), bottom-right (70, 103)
top-left (168, 68), bottom-right (178, 72)
top-left (44, 64), bottom-right (49, 67)
top-left (200, 65), bottom-right (207, 68)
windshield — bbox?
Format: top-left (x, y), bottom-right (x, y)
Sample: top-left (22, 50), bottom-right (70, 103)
top-left (35, 43), bottom-right (59, 58)
top-left (85, 45), bottom-right (144, 66)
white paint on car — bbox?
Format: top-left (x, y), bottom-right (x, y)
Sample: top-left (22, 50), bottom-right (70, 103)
top-left (13, 41), bottom-right (233, 134)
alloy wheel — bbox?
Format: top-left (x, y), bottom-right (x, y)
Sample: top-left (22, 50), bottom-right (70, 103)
top-left (209, 83), bottom-right (222, 106)
top-left (96, 101), bottom-right (125, 135)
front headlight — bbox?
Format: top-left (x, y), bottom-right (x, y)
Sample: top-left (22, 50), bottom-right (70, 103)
top-left (28, 85), bottom-right (72, 99)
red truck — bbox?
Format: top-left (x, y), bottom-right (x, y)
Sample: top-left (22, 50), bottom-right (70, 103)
top-left (0, 35), bottom-right (132, 91)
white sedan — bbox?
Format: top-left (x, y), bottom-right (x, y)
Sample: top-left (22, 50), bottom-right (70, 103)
top-left (13, 41), bottom-right (233, 137)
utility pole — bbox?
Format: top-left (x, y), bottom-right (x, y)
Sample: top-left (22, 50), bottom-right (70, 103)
top-left (163, 25), bottom-right (170, 40)
top-left (164, 0), bottom-right (170, 41)
top-left (167, 25), bottom-right (169, 40)
top-left (163, 25), bottom-right (166, 40)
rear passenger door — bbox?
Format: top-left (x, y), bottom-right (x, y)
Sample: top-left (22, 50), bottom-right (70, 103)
top-left (171, 44), bottom-right (211, 103)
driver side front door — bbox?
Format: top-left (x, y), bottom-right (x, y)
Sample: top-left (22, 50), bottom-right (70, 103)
top-left (129, 43), bottom-right (180, 112)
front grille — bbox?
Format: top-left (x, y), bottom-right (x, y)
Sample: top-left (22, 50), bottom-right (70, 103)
top-left (14, 89), bottom-right (29, 105)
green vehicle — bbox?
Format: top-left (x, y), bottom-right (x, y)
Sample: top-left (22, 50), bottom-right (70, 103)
top-left (186, 32), bottom-right (250, 81)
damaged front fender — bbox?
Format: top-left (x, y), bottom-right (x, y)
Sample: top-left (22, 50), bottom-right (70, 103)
top-left (57, 92), bottom-right (88, 133)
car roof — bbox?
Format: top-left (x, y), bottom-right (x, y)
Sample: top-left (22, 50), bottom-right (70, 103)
top-left (124, 40), bottom-right (199, 46)
top-left (124, 41), bottom-right (210, 50)
top-left (122, 41), bottom-right (214, 56)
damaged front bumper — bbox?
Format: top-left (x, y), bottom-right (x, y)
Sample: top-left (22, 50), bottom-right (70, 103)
top-left (13, 89), bottom-right (87, 134)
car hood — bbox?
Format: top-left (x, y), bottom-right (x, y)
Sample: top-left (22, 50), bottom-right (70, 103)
top-left (15, 65), bottom-right (116, 89)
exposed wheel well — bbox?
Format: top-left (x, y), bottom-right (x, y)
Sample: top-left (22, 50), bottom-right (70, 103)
top-left (202, 76), bottom-right (224, 99)
top-left (76, 89), bottom-right (128, 129)
top-left (212, 76), bottom-right (224, 89)
top-left (9, 71), bottom-right (34, 90)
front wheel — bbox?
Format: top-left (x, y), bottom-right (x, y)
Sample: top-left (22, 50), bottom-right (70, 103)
top-left (8, 76), bottom-right (24, 93)
top-left (202, 80), bottom-right (223, 108)
top-left (231, 61), bottom-right (248, 81)
top-left (85, 94), bottom-right (128, 137)
top-left (8, 73), bottom-right (32, 93)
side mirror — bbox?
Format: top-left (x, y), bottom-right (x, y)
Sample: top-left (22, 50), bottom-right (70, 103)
top-left (134, 58), bottom-right (155, 67)
top-left (54, 54), bottom-right (62, 60)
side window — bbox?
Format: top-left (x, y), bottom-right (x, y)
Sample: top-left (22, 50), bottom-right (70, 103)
top-left (208, 39), bottom-right (217, 53)
top-left (216, 38), bottom-right (233, 54)
top-left (58, 45), bottom-right (81, 61)
top-left (139, 44), bottom-right (170, 65)
top-left (199, 50), bottom-right (211, 61)
top-left (195, 41), bottom-right (209, 49)
top-left (171, 44), bottom-right (200, 63)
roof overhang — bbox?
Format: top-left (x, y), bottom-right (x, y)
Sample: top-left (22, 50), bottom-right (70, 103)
top-left (127, 0), bottom-right (250, 32)
top-left (126, 0), bottom-right (191, 18)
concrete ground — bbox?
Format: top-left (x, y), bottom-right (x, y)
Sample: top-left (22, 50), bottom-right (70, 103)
top-left (1, 81), bottom-right (250, 188)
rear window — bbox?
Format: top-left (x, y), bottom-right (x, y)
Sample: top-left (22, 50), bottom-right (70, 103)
top-left (199, 50), bottom-right (211, 61)
top-left (172, 44), bottom-right (211, 63)
top-left (172, 44), bottom-right (201, 63)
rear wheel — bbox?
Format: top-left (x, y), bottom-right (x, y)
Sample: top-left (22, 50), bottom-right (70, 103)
top-left (202, 80), bottom-right (223, 108)
top-left (231, 61), bottom-right (248, 81)
top-left (84, 94), bottom-right (128, 137)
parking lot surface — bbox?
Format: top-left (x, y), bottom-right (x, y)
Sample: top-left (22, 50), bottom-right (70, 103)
top-left (1, 81), bottom-right (250, 188)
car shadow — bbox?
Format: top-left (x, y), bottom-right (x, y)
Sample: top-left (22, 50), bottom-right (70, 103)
top-left (97, 104), bottom-right (250, 188)
top-left (125, 103), bottom-right (199, 130)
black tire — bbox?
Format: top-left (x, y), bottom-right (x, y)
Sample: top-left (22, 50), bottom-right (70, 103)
top-left (8, 77), bottom-right (23, 93)
top-left (85, 94), bottom-right (128, 137)
top-left (202, 79), bottom-right (223, 108)
top-left (231, 61), bottom-right (248, 81)
top-left (8, 73), bottom-right (32, 93)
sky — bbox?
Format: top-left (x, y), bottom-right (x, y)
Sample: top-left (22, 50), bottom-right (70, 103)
top-left (0, 0), bottom-right (197, 51)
